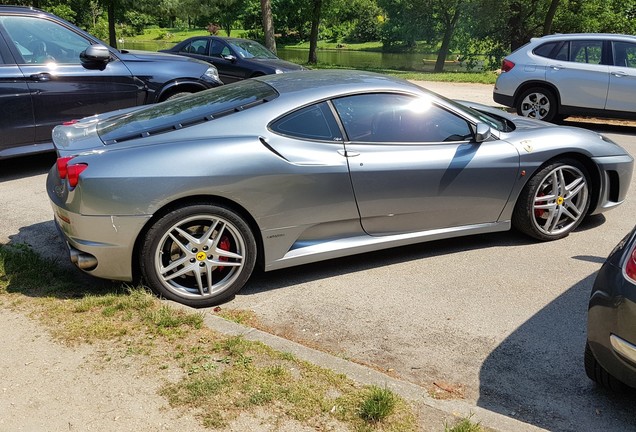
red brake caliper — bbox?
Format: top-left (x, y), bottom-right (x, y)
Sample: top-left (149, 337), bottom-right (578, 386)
top-left (217, 236), bottom-right (231, 271)
top-left (535, 192), bottom-right (546, 219)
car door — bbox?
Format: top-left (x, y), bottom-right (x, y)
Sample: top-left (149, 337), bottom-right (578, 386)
top-left (0, 30), bottom-right (35, 156)
top-left (0, 14), bottom-right (144, 144)
top-left (209, 39), bottom-right (251, 83)
top-left (605, 41), bottom-right (636, 113)
top-left (331, 93), bottom-right (519, 236)
top-left (546, 40), bottom-right (609, 110)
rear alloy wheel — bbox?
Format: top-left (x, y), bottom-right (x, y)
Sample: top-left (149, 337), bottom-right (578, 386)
top-left (516, 87), bottom-right (558, 122)
top-left (140, 204), bottom-right (256, 307)
top-left (512, 159), bottom-right (590, 241)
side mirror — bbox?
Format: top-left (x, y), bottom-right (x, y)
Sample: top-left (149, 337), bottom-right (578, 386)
top-left (222, 54), bottom-right (237, 63)
top-left (474, 123), bottom-right (491, 143)
top-left (80, 44), bottom-right (111, 65)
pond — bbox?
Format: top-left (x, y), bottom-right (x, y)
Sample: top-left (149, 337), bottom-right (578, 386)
top-left (119, 40), bottom-right (470, 72)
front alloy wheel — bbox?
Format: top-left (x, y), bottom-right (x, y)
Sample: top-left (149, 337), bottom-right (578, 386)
top-left (513, 159), bottom-right (590, 241)
top-left (140, 204), bottom-right (256, 307)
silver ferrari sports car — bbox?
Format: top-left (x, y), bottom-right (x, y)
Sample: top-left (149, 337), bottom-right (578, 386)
top-left (47, 70), bottom-right (634, 307)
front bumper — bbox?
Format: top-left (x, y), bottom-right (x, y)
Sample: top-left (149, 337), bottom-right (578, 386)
top-left (590, 154), bottom-right (634, 215)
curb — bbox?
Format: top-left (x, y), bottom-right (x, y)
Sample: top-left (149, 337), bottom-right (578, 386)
top-left (167, 300), bottom-right (547, 432)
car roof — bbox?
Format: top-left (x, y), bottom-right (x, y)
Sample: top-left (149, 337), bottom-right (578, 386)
top-left (254, 69), bottom-right (426, 100)
top-left (0, 5), bottom-right (49, 13)
top-left (531, 33), bottom-right (636, 43)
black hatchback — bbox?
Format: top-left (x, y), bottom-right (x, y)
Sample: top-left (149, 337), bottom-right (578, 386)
top-left (586, 224), bottom-right (636, 391)
top-left (0, 6), bottom-right (222, 159)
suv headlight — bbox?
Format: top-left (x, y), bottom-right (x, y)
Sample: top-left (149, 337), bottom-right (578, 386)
top-left (202, 66), bottom-right (220, 81)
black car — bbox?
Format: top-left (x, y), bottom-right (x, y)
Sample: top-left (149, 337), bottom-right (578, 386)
top-left (586, 225), bottom-right (636, 391)
top-left (0, 6), bottom-right (222, 159)
top-left (161, 36), bottom-right (305, 84)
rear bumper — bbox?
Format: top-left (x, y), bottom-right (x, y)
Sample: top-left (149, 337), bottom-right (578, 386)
top-left (587, 230), bottom-right (636, 389)
top-left (50, 204), bottom-right (150, 281)
top-left (493, 91), bottom-right (514, 108)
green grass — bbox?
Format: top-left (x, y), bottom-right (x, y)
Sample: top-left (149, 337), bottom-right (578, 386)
top-left (445, 414), bottom-right (484, 432)
top-left (0, 243), bottom-right (419, 430)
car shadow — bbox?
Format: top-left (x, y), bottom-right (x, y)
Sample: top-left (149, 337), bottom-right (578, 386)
top-left (4, 221), bottom-right (121, 298)
top-left (241, 228), bottom-right (544, 297)
top-left (477, 271), bottom-right (636, 431)
top-left (0, 153), bottom-right (55, 183)
top-left (562, 118), bottom-right (636, 135)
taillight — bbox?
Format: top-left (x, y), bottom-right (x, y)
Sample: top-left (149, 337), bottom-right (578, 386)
top-left (63, 119), bottom-right (79, 126)
top-left (626, 245), bottom-right (636, 284)
top-left (56, 156), bottom-right (87, 188)
top-left (57, 156), bottom-right (73, 179)
top-left (501, 59), bottom-right (515, 72)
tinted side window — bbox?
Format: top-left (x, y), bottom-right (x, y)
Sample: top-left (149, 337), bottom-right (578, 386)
top-left (570, 41), bottom-right (602, 64)
top-left (0, 16), bottom-right (89, 64)
top-left (271, 102), bottom-right (342, 141)
top-left (612, 41), bottom-right (636, 68)
top-left (181, 39), bottom-right (208, 55)
top-left (210, 40), bottom-right (230, 58)
top-left (533, 42), bottom-right (559, 59)
top-left (332, 93), bottom-right (472, 143)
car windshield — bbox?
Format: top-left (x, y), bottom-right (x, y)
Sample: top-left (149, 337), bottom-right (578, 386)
top-left (436, 94), bottom-right (511, 132)
top-left (229, 40), bottom-right (278, 59)
top-left (97, 80), bottom-right (278, 144)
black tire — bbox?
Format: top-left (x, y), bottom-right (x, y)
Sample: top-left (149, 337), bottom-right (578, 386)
top-left (165, 91), bottom-right (192, 101)
top-left (512, 158), bottom-right (590, 241)
top-left (584, 342), bottom-right (629, 392)
top-left (516, 87), bottom-right (558, 122)
top-left (140, 203), bottom-right (256, 307)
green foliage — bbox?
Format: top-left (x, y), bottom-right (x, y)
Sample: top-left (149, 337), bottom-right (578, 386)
top-left (445, 414), bottom-right (483, 432)
top-left (44, 4), bottom-right (77, 23)
top-left (358, 386), bottom-right (397, 423)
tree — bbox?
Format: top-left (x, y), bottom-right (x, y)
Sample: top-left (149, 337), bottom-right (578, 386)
top-left (308, 0), bottom-right (322, 64)
top-left (261, 0), bottom-right (276, 53)
top-left (433, 0), bottom-right (463, 72)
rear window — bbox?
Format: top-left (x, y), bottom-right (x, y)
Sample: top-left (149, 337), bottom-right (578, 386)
top-left (97, 79), bottom-right (278, 144)
top-left (533, 42), bottom-right (560, 59)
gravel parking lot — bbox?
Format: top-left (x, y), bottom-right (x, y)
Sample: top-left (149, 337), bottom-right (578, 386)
top-left (2, 82), bottom-right (635, 431)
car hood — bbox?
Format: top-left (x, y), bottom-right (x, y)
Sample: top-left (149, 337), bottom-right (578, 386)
top-left (251, 57), bottom-right (306, 71)
top-left (116, 49), bottom-right (209, 66)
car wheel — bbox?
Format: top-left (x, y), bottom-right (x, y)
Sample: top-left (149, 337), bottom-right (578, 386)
top-left (516, 87), bottom-right (558, 122)
top-left (140, 203), bottom-right (257, 307)
top-left (584, 342), bottom-right (628, 392)
top-left (512, 159), bottom-right (590, 241)
top-left (165, 92), bottom-right (192, 101)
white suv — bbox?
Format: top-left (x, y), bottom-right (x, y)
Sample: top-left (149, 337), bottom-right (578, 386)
top-left (494, 33), bottom-right (636, 122)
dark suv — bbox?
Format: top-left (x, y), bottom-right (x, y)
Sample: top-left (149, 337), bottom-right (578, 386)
top-left (0, 6), bottom-right (222, 159)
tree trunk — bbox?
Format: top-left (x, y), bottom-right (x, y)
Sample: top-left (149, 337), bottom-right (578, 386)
top-left (108, 0), bottom-right (117, 49)
top-left (308, 0), bottom-right (322, 64)
top-left (260, 0), bottom-right (276, 54)
top-left (434, 7), bottom-right (461, 73)
top-left (543, 0), bottom-right (560, 35)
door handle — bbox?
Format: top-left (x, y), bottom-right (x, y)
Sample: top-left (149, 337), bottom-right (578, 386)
top-left (30, 73), bottom-right (52, 82)
top-left (611, 71), bottom-right (627, 78)
top-left (549, 64), bottom-right (565, 70)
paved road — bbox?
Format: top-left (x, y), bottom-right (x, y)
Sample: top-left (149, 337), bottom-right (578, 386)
top-left (2, 83), bottom-right (636, 431)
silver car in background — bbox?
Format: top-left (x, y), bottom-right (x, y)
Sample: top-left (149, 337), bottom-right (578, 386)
top-left (47, 70), bottom-right (633, 307)
top-left (494, 33), bottom-right (636, 122)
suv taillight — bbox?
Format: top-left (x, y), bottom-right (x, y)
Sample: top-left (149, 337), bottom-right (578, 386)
top-left (501, 59), bottom-right (515, 72)
top-left (57, 156), bottom-right (87, 188)
top-left (626, 244), bottom-right (636, 284)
